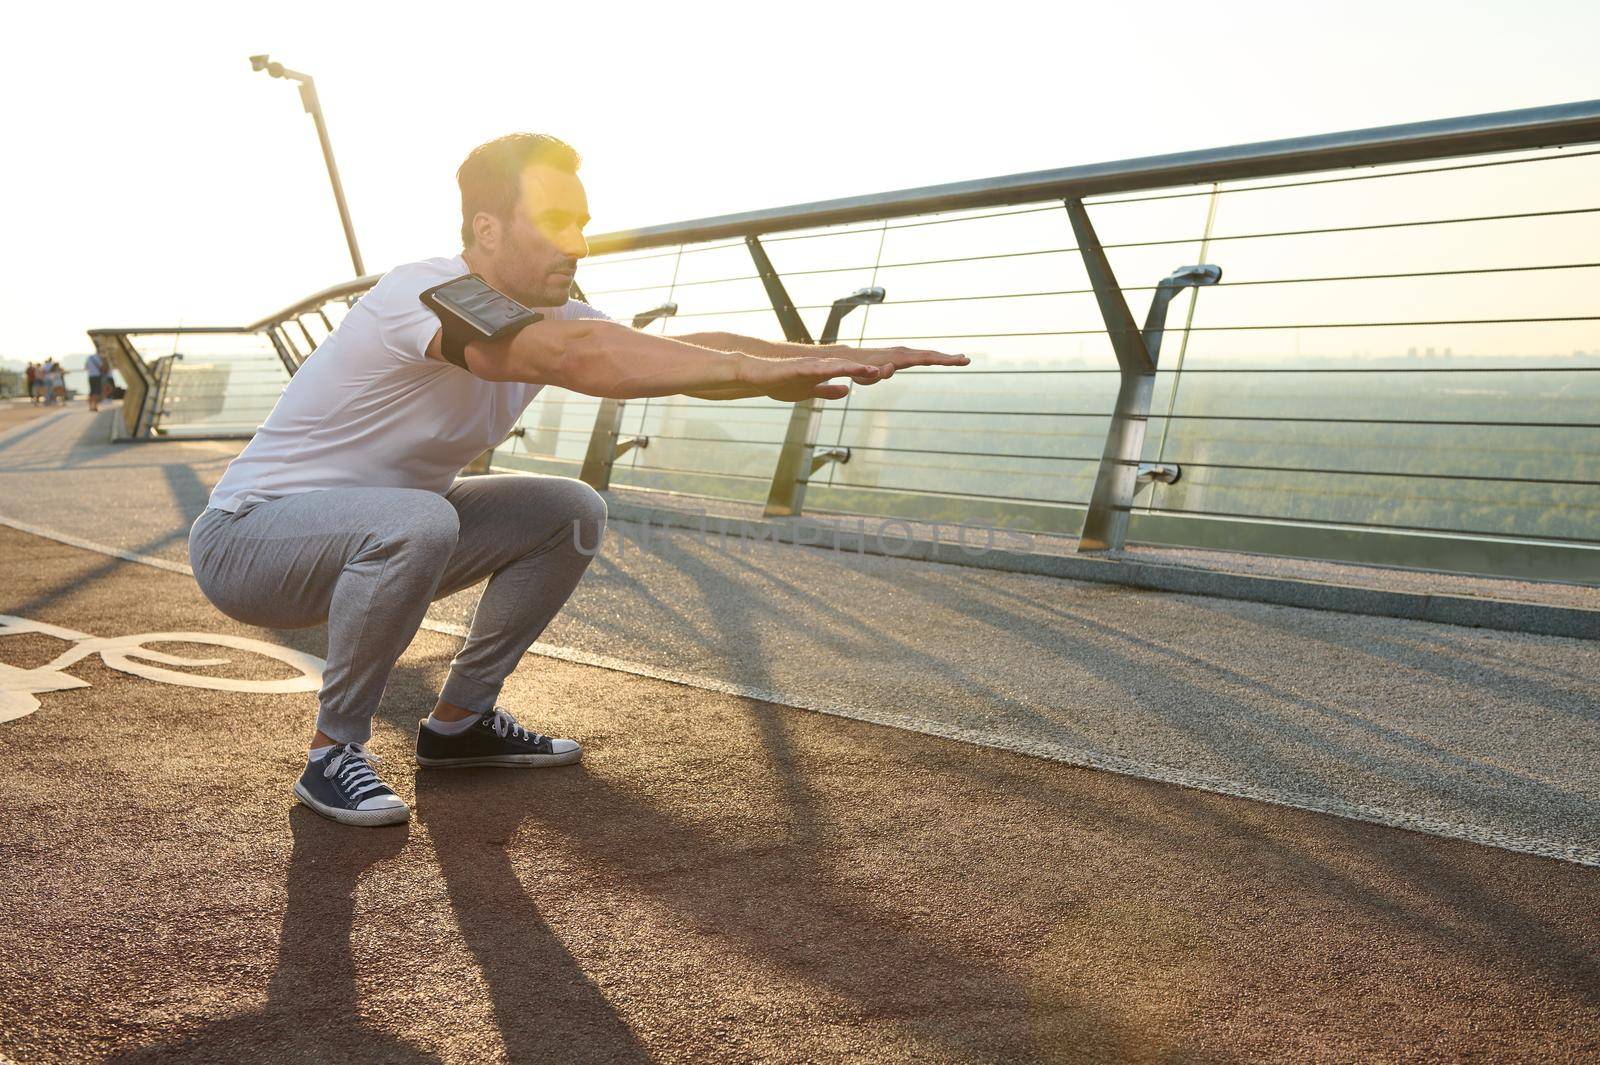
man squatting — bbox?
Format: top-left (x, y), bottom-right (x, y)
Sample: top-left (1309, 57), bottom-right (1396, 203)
top-left (190, 134), bottom-right (968, 826)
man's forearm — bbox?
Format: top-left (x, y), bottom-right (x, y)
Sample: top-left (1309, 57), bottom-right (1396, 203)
top-left (488, 321), bottom-right (756, 398)
top-left (683, 383), bottom-right (771, 400)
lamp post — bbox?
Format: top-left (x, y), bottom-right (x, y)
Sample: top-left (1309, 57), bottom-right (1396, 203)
top-left (249, 55), bottom-right (366, 277)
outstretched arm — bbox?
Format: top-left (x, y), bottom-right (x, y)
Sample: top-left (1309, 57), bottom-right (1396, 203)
top-left (427, 319), bottom-right (886, 401)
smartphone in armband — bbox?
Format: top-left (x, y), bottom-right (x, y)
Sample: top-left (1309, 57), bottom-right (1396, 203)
top-left (419, 274), bottom-right (544, 370)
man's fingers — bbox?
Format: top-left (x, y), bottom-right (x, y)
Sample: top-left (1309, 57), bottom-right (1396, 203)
top-left (894, 349), bottom-right (969, 367)
top-left (844, 347), bottom-right (970, 370)
top-left (769, 351), bottom-right (966, 394)
top-left (799, 358), bottom-right (880, 382)
top-left (810, 383), bottom-right (851, 400)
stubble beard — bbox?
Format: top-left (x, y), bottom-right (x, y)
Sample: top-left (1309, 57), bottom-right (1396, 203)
top-left (515, 270), bottom-right (571, 308)
top-left (502, 233), bottom-right (572, 309)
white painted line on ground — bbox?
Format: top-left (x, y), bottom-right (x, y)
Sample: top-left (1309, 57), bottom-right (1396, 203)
top-left (0, 515), bottom-right (196, 575)
top-left (4, 512), bottom-right (1597, 869)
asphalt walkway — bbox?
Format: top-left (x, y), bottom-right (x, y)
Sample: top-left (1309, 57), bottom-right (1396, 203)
top-left (3, 527), bottom-right (1599, 1063)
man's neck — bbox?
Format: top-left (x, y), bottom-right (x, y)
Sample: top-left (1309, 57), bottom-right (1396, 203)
top-left (461, 246), bottom-right (498, 289)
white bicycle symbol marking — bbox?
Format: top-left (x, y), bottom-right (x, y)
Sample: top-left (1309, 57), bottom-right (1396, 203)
top-left (0, 613), bottom-right (325, 724)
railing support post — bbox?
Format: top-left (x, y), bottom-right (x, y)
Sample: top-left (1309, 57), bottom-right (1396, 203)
top-left (1067, 197), bottom-right (1221, 552)
top-left (266, 329), bottom-right (299, 376)
top-left (747, 235), bottom-right (814, 346)
top-left (748, 235), bottom-right (826, 517)
top-left (753, 234), bottom-right (885, 518)
top-left (765, 284), bottom-right (882, 516)
top-left (146, 354), bottom-right (179, 436)
top-left (1067, 197), bottom-right (1155, 552)
top-left (579, 399), bottom-right (631, 489)
top-left (90, 332), bottom-right (159, 441)
top-left (577, 302), bottom-right (674, 490)
top-left (767, 396), bottom-right (824, 517)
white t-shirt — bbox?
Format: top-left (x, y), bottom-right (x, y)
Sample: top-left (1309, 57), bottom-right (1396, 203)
top-left (208, 254), bottom-right (611, 512)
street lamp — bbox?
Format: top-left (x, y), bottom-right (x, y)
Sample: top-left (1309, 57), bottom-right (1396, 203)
top-left (249, 55), bottom-right (366, 277)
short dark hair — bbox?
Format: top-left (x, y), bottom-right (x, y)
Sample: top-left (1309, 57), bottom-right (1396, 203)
top-left (457, 133), bottom-right (581, 246)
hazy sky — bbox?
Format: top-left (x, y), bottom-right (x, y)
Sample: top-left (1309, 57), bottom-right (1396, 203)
top-left (2, 0), bottom-right (1597, 361)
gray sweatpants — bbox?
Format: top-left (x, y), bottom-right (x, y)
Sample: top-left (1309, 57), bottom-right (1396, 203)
top-left (188, 475), bottom-right (606, 744)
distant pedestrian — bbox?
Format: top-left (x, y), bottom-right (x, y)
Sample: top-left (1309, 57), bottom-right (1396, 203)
top-left (25, 362), bottom-right (42, 405)
top-left (44, 359), bottom-right (66, 405)
top-left (84, 351), bottom-right (108, 412)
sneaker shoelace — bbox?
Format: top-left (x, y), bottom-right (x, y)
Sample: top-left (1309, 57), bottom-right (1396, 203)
top-left (485, 707), bottom-right (545, 744)
top-left (325, 742), bottom-right (390, 802)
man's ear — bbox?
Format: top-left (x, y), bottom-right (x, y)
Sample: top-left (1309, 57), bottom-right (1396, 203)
top-left (472, 211), bottom-right (501, 253)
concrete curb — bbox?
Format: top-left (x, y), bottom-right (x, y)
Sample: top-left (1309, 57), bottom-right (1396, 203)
top-left (602, 498), bottom-right (1600, 641)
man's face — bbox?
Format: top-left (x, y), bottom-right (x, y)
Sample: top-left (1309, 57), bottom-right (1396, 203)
top-left (489, 164), bottom-right (591, 308)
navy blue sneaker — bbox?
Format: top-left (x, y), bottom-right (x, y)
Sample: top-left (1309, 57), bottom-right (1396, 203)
top-left (416, 707), bottom-right (582, 769)
top-left (294, 743), bottom-right (410, 826)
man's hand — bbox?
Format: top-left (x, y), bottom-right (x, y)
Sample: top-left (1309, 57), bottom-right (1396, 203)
top-left (677, 331), bottom-right (971, 378)
top-left (740, 355), bottom-right (885, 402)
top-left (686, 344), bottom-right (972, 402)
top-left (840, 345), bottom-right (970, 380)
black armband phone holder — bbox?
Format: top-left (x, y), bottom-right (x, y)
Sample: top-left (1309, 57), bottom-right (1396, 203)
top-left (419, 274), bottom-right (544, 370)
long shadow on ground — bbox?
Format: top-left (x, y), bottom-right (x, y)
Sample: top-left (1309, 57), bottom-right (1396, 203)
top-left (113, 812), bottom-right (440, 1065)
top-left (381, 660), bottom-right (1074, 1065)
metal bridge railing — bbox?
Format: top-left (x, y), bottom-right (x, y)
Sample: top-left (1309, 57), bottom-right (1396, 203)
top-left (533, 100), bottom-right (1600, 582)
top-left (89, 98), bottom-right (1600, 581)
top-left (88, 277), bottom-right (374, 440)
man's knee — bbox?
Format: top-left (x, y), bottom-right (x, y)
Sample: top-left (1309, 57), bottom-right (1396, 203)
top-left (565, 481), bottom-right (607, 528)
top-left (500, 476), bottom-right (606, 523)
top-left (454, 476), bottom-right (606, 555)
top-left (520, 478), bottom-right (606, 554)
top-left (560, 481), bottom-right (607, 551)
